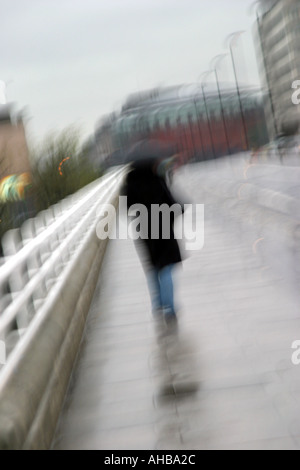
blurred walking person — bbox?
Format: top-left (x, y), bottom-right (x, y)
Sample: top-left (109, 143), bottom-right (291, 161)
top-left (122, 139), bottom-right (183, 326)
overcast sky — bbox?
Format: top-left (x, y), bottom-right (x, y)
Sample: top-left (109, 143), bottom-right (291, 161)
top-left (1, 0), bottom-right (261, 145)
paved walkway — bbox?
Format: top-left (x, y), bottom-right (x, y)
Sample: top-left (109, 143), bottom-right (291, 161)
top-left (52, 160), bottom-right (300, 450)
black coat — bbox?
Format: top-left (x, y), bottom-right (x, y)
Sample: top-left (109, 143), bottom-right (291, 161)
top-left (122, 163), bottom-right (183, 270)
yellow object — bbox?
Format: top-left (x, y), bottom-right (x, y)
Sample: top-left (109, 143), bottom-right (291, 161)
top-left (0, 173), bottom-right (32, 202)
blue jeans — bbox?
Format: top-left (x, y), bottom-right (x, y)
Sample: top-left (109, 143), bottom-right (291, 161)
top-left (146, 265), bottom-right (176, 317)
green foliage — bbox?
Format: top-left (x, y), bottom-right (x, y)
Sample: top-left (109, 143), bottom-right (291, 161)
top-left (0, 126), bottom-right (102, 247)
top-left (31, 127), bottom-right (100, 211)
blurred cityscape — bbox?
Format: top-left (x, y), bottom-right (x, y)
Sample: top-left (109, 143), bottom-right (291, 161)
top-left (1, 0), bottom-right (300, 451)
top-left (81, 0), bottom-right (300, 171)
top-left (1, 0), bottom-right (300, 221)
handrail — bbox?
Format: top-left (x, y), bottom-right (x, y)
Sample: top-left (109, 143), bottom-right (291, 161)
top-left (0, 169), bottom-right (123, 340)
top-left (0, 169), bottom-right (121, 283)
top-left (0, 166), bottom-right (127, 449)
top-left (0, 167), bottom-right (126, 357)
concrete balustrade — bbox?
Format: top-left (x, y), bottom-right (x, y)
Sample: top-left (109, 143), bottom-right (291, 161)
top-left (0, 167), bottom-right (127, 450)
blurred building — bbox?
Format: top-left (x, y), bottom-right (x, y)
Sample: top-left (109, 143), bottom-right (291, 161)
top-left (0, 104), bottom-right (34, 234)
top-left (0, 104), bottom-right (31, 180)
top-left (105, 83), bottom-right (268, 165)
top-left (253, 0), bottom-right (300, 139)
top-left (82, 113), bottom-right (117, 171)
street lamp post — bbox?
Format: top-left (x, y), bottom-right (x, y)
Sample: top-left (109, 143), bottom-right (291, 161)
top-left (199, 72), bottom-right (216, 159)
top-left (193, 97), bottom-right (205, 161)
top-left (251, 2), bottom-right (279, 138)
top-left (226, 31), bottom-right (250, 151)
top-left (210, 54), bottom-right (231, 155)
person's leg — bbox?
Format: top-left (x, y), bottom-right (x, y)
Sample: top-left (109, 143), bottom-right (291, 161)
top-left (145, 267), bottom-right (164, 315)
top-left (134, 240), bottom-right (164, 316)
top-left (158, 264), bottom-right (176, 318)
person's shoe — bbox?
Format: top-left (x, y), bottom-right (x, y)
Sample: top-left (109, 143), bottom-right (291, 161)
top-left (164, 312), bottom-right (178, 334)
top-left (164, 312), bottom-right (177, 323)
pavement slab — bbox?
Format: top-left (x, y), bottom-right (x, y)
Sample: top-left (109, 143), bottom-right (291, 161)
top-left (52, 159), bottom-right (300, 450)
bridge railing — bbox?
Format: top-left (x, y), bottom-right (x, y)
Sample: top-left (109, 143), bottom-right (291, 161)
top-left (0, 166), bottom-right (127, 450)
